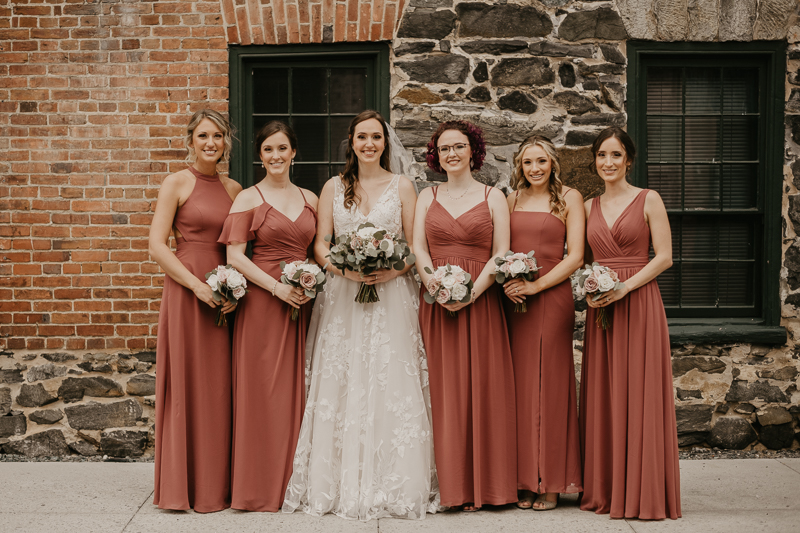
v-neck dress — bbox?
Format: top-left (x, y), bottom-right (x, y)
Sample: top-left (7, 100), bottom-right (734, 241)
top-left (418, 185), bottom-right (517, 508)
top-left (218, 186), bottom-right (317, 512)
top-left (579, 189), bottom-right (682, 520)
top-left (154, 166), bottom-right (233, 513)
top-left (506, 206), bottom-right (582, 496)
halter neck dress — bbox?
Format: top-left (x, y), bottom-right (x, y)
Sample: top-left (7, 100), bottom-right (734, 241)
top-left (506, 193), bottom-right (582, 497)
top-left (218, 185), bottom-right (317, 512)
top-left (418, 185), bottom-right (517, 508)
top-left (154, 166), bottom-right (233, 512)
top-left (580, 189), bottom-right (681, 520)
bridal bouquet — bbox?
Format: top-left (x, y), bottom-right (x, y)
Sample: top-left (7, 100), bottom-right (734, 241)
top-left (493, 250), bottom-right (541, 313)
top-left (325, 222), bottom-right (416, 303)
top-left (575, 262), bottom-right (625, 330)
top-left (423, 264), bottom-right (474, 317)
top-left (205, 264), bottom-right (248, 326)
top-left (279, 260), bottom-right (326, 320)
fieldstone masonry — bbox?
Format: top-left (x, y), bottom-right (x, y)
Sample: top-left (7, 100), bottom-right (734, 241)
top-left (1, 0), bottom-right (799, 457)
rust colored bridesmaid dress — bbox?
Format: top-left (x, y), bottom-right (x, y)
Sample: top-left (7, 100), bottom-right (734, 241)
top-left (154, 166), bottom-right (233, 512)
top-left (580, 189), bottom-right (682, 520)
top-left (419, 185), bottom-right (517, 508)
top-left (506, 204), bottom-right (582, 497)
top-left (218, 187), bottom-right (316, 512)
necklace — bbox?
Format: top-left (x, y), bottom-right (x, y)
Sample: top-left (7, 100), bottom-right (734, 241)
top-left (445, 182), bottom-right (472, 201)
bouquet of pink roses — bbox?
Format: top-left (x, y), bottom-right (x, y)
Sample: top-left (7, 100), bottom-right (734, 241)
top-left (279, 260), bottom-right (326, 320)
top-left (325, 222), bottom-right (415, 304)
top-left (575, 262), bottom-right (625, 330)
top-left (205, 264), bottom-right (248, 326)
top-left (423, 264), bottom-right (474, 317)
top-left (494, 250), bottom-right (541, 313)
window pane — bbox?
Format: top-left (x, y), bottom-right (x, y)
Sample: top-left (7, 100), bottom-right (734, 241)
top-left (330, 116), bottom-right (353, 163)
top-left (293, 164), bottom-right (331, 193)
top-left (718, 263), bottom-right (754, 306)
top-left (685, 68), bottom-right (720, 114)
top-left (293, 116), bottom-right (328, 162)
top-left (292, 68), bottom-right (328, 114)
top-left (718, 219), bottom-right (755, 259)
top-left (684, 165), bottom-right (719, 209)
top-left (330, 68), bottom-right (367, 113)
top-left (684, 116), bottom-right (720, 161)
top-left (681, 217), bottom-right (716, 259)
top-left (647, 165), bottom-right (681, 209)
top-left (723, 68), bottom-right (758, 114)
top-left (681, 262), bottom-right (717, 306)
top-left (253, 162), bottom-right (266, 183)
top-left (253, 68), bottom-right (289, 114)
top-left (647, 67), bottom-right (682, 114)
top-left (658, 266), bottom-right (680, 306)
top-left (647, 116), bottom-right (682, 161)
top-left (722, 164), bottom-right (758, 209)
top-left (722, 116), bottom-right (758, 161)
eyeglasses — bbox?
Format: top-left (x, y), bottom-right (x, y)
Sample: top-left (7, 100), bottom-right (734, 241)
top-left (437, 143), bottom-right (469, 155)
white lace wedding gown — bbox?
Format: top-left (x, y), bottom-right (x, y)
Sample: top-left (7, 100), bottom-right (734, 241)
top-left (282, 175), bottom-right (439, 520)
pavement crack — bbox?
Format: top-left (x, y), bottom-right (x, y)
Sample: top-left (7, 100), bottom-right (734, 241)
top-left (121, 488), bottom-right (154, 533)
top-left (776, 458), bottom-right (800, 476)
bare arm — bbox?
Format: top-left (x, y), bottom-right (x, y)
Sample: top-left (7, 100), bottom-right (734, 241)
top-left (313, 179), bottom-right (363, 283)
top-left (590, 191), bottom-right (673, 308)
top-left (504, 188), bottom-right (586, 303)
top-left (411, 187), bottom-right (435, 291)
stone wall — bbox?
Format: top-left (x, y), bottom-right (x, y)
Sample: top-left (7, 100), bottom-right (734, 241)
top-left (390, 0), bottom-right (800, 452)
top-left (0, 350), bottom-right (155, 457)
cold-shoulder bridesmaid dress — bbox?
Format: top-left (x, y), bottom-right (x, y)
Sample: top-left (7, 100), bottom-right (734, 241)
top-left (218, 187), bottom-right (316, 512)
top-left (580, 189), bottom-right (681, 520)
top-left (419, 185), bottom-right (517, 508)
top-left (154, 166), bottom-right (233, 512)
top-left (506, 198), bottom-right (582, 497)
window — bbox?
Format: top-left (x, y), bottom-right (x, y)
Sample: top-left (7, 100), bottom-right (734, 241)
top-left (229, 43), bottom-right (390, 193)
top-left (628, 42), bottom-right (785, 343)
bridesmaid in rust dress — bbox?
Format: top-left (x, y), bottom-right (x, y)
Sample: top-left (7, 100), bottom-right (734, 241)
top-left (502, 135), bottom-right (584, 511)
top-left (219, 121), bottom-right (318, 512)
top-left (414, 120), bottom-right (517, 511)
top-left (580, 127), bottom-right (681, 520)
top-left (149, 109), bottom-right (241, 512)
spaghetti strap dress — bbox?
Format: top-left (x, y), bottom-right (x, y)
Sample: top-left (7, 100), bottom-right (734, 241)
top-left (418, 185), bottom-right (517, 508)
top-left (506, 196), bottom-right (582, 496)
top-left (580, 189), bottom-right (682, 520)
top-left (153, 166), bottom-right (233, 513)
top-left (218, 186), bottom-right (317, 512)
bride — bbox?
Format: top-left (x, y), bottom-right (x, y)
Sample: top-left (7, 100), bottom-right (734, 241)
top-left (282, 110), bottom-right (439, 520)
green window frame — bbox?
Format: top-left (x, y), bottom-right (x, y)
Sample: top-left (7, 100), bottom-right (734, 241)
top-left (229, 43), bottom-right (391, 193)
top-left (627, 41), bottom-right (785, 344)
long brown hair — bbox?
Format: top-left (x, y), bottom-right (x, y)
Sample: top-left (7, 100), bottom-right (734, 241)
top-left (340, 110), bottom-right (392, 210)
top-left (512, 135), bottom-right (567, 222)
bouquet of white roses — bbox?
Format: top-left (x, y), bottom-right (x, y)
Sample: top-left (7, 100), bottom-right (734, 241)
top-left (423, 264), bottom-right (474, 317)
top-left (325, 222), bottom-right (415, 304)
top-left (279, 260), bottom-right (326, 320)
top-left (205, 264), bottom-right (248, 326)
top-left (575, 262), bottom-right (625, 330)
top-left (494, 250), bottom-right (541, 313)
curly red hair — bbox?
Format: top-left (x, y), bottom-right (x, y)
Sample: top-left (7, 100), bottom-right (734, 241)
top-left (426, 120), bottom-right (487, 174)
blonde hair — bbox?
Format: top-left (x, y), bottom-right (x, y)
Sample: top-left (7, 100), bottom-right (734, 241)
top-left (511, 135), bottom-right (566, 222)
top-left (185, 109), bottom-right (234, 164)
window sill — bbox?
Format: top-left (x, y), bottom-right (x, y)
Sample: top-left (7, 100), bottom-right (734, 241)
top-left (667, 321), bottom-right (787, 345)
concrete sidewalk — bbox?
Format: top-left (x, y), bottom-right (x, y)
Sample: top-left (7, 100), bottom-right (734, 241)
top-left (0, 459), bottom-right (798, 533)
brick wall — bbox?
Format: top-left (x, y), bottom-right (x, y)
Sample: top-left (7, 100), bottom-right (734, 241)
top-left (0, 0), bottom-right (405, 353)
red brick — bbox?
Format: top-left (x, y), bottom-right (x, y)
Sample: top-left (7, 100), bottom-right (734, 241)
top-left (26, 338), bottom-right (46, 350)
top-left (91, 312), bottom-right (129, 324)
top-left (33, 301), bottom-right (71, 312)
top-left (76, 325), bottom-right (113, 336)
top-left (73, 275), bottom-right (111, 287)
top-left (14, 289), bottom-right (52, 300)
top-left (38, 325), bottom-right (76, 336)
top-left (66, 338), bottom-right (87, 350)
top-left (74, 300), bottom-right (112, 312)
top-left (49, 312), bottom-right (89, 324)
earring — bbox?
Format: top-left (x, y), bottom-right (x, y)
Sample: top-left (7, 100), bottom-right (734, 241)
top-left (261, 162), bottom-right (264, 168)
top-left (469, 159), bottom-right (475, 170)
top-left (291, 159), bottom-right (295, 166)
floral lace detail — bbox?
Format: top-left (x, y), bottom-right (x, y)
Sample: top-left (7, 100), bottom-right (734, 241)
top-left (332, 174), bottom-right (403, 237)
top-left (283, 175), bottom-right (439, 521)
